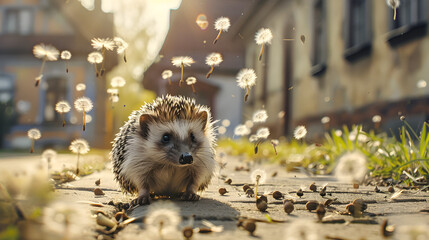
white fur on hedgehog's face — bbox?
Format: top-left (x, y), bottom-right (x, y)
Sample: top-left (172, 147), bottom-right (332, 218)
top-left (139, 114), bottom-right (213, 166)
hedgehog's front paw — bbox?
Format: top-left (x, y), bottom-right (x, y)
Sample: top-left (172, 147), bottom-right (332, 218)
top-left (181, 192), bottom-right (200, 201)
top-left (131, 194), bottom-right (151, 206)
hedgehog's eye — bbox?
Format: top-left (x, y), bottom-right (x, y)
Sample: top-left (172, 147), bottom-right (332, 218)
top-left (161, 133), bottom-right (171, 144)
top-left (190, 132), bottom-right (197, 143)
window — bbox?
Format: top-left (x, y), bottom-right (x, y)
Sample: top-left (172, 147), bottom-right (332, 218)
top-left (390, 0), bottom-right (426, 30)
top-left (0, 75), bottom-right (14, 104)
top-left (344, 0), bottom-right (372, 61)
top-left (3, 8), bottom-right (34, 35)
top-left (43, 77), bottom-right (67, 123)
top-left (312, 0), bottom-right (326, 69)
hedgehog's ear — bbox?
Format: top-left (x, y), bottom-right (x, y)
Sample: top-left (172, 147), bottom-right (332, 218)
top-left (199, 111), bottom-right (209, 131)
top-left (139, 114), bottom-right (154, 139)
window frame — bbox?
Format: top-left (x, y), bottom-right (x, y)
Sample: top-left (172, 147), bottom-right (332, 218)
top-left (311, 0), bottom-right (327, 76)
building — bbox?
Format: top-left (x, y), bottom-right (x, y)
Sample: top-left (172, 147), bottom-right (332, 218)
top-left (233, 0), bottom-right (429, 139)
top-left (0, 0), bottom-right (117, 149)
top-left (142, 0), bottom-right (251, 133)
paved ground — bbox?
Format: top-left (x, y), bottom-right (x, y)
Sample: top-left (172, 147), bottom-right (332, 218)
top-left (1, 153), bottom-right (429, 239)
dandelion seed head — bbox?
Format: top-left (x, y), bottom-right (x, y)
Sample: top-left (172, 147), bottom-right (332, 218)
top-left (145, 201), bottom-right (181, 236)
top-left (249, 134), bottom-right (259, 143)
top-left (171, 56), bottom-right (194, 67)
top-left (285, 219), bottom-right (319, 240)
top-left (60, 50), bottom-right (71, 60)
top-left (417, 79), bottom-right (427, 89)
top-left (255, 28), bottom-right (273, 45)
top-left (74, 97), bottom-right (93, 112)
top-left (271, 139), bottom-right (279, 146)
top-left (87, 52), bottom-right (103, 64)
top-left (33, 44), bottom-right (59, 61)
top-left (55, 101), bottom-right (71, 113)
top-left (335, 151), bottom-right (367, 183)
top-left (205, 52), bottom-right (223, 66)
top-left (236, 68), bottom-right (257, 89)
top-left (42, 149), bottom-right (57, 161)
top-left (186, 77), bottom-right (197, 85)
top-left (75, 83), bottom-right (86, 91)
top-left (372, 115), bottom-right (382, 123)
top-left (111, 76), bottom-right (126, 88)
top-left (91, 38), bottom-right (115, 51)
top-left (294, 125), bottom-right (307, 140)
top-left (162, 70), bottom-right (173, 79)
top-left (256, 127), bottom-right (270, 139)
top-left (214, 17), bottom-right (230, 31)
top-left (234, 124), bottom-right (251, 136)
top-left (107, 88), bottom-right (119, 95)
top-left (27, 128), bottom-right (41, 140)
top-left (69, 139), bottom-right (90, 154)
top-left (386, 0), bottom-right (400, 8)
top-left (251, 169), bottom-right (267, 184)
top-left (114, 37), bottom-right (128, 54)
top-left (321, 116), bottom-right (330, 124)
top-left (252, 110), bottom-right (268, 123)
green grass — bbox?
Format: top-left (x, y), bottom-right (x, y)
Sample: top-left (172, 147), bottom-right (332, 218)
top-left (217, 121), bottom-right (429, 186)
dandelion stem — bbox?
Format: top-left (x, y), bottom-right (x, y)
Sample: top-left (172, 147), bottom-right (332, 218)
top-left (213, 30), bottom-right (222, 44)
top-left (123, 51), bottom-right (127, 63)
top-left (101, 47), bottom-right (106, 76)
top-left (244, 85), bottom-right (250, 102)
top-left (30, 140), bottom-right (34, 153)
top-left (62, 112), bottom-right (65, 127)
top-left (159, 221), bottom-right (164, 239)
top-left (94, 64), bottom-right (98, 77)
top-left (180, 62), bottom-right (184, 87)
top-left (66, 61), bottom-right (69, 73)
top-left (394, 8), bottom-right (397, 21)
top-left (272, 144), bottom-right (277, 155)
top-left (168, 77), bottom-right (172, 85)
top-left (255, 176), bottom-right (260, 200)
top-left (206, 65), bottom-right (214, 78)
top-left (76, 153), bottom-right (80, 175)
top-left (39, 57), bottom-right (46, 76)
top-left (259, 43), bottom-right (265, 61)
top-left (191, 84), bottom-right (196, 93)
top-left (83, 112), bottom-right (86, 131)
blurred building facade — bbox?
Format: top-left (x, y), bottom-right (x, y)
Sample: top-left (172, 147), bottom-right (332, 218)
top-left (143, 0), bottom-right (251, 133)
top-left (0, 0), bottom-right (116, 150)
top-left (235, 0), bottom-right (429, 138)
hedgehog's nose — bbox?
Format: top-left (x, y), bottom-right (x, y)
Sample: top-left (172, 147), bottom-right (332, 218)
top-left (179, 152), bottom-right (193, 164)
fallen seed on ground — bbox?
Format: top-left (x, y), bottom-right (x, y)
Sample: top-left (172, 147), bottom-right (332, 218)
top-left (316, 203), bottom-right (326, 221)
top-left (283, 201), bottom-right (294, 214)
top-left (225, 178), bottom-right (232, 184)
top-left (388, 186), bottom-right (395, 193)
top-left (246, 188), bottom-right (254, 197)
top-left (353, 183), bottom-right (359, 189)
top-left (95, 179), bottom-right (101, 186)
top-left (256, 197), bottom-right (268, 211)
top-left (243, 184), bottom-right (250, 192)
top-left (271, 171), bottom-right (278, 177)
top-left (309, 182), bottom-right (317, 192)
top-left (381, 219), bottom-right (395, 237)
top-left (273, 191), bottom-right (283, 200)
top-left (375, 186), bottom-right (380, 193)
top-left (242, 220), bottom-right (256, 235)
top-left (306, 200), bottom-right (319, 211)
top-left (183, 226), bottom-right (194, 239)
top-left (219, 188), bottom-right (227, 195)
top-left (352, 199), bottom-right (367, 212)
top-left (297, 189), bottom-right (304, 198)
top-left (94, 188), bottom-right (105, 196)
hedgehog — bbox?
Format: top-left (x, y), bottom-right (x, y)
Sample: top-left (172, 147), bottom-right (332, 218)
top-left (111, 95), bottom-right (217, 206)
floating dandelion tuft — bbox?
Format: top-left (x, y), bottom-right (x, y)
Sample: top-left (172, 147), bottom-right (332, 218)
top-left (417, 79), bottom-right (427, 89)
top-left (162, 70), bottom-right (173, 85)
top-left (41, 149), bottom-right (57, 172)
top-left (171, 56), bottom-right (194, 86)
top-left (69, 138), bottom-right (90, 175)
top-left (87, 52), bottom-right (103, 77)
top-left (294, 125), bottom-right (307, 140)
top-left (186, 77), bottom-right (197, 93)
top-left (372, 115), bottom-right (382, 129)
top-left (28, 128), bottom-right (41, 153)
top-left (335, 151), bottom-right (367, 184)
top-left (249, 134), bottom-right (259, 143)
top-left (55, 101), bottom-right (71, 127)
top-left (110, 76), bottom-right (126, 88)
top-left (205, 52), bottom-right (223, 78)
top-left (107, 88), bottom-right (119, 103)
top-left (386, 0), bottom-right (400, 20)
top-left (75, 83), bottom-right (86, 92)
top-left (114, 37), bottom-right (129, 62)
top-left (255, 28), bottom-right (273, 61)
top-left (321, 116), bottom-right (330, 124)
top-left (234, 124), bottom-right (251, 136)
top-left (256, 127), bottom-right (270, 139)
top-left (271, 139), bottom-right (279, 155)
top-left (236, 68), bottom-right (257, 102)
top-left (145, 201), bottom-right (181, 238)
top-left (74, 97), bottom-right (93, 131)
top-left (61, 50), bottom-right (71, 73)
top-left (91, 38), bottom-right (115, 76)
top-left (33, 44), bottom-right (59, 87)
top-left (213, 17), bottom-right (230, 44)
top-left (252, 110), bottom-right (268, 123)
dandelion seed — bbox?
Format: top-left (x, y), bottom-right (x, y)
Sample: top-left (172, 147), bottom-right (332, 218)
top-left (41, 149), bottom-right (57, 172)
top-left (74, 97), bottom-right (93, 131)
top-left (387, 0), bottom-right (400, 21)
top-left (251, 169), bottom-right (267, 200)
top-left (196, 14), bottom-right (209, 30)
top-left (294, 125), bottom-right (307, 140)
top-left (186, 77), bottom-right (197, 93)
top-left (87, 52), bottom-right (103, 77)
top-left (278, 111), bottom-right (285, 118)
top-left (213, 17), bottom-right (230, 44)
top-left (335, 129), bottom-right (342, 137)
top-left (218, 126), bottom-right (227, 135)
top-left (335, 151), bottom-right (367, 184)
top-left (271, 139), bottom-right (279, 155)
top-left (162, 70), bottom-right (173, 85)
top-left (33, 44), bottom-right (59, 87)
top-left (372, 115), bottom-right (382, 129)
top-left (114, 37), bottom-right (129, 62)
top-left (234, 124), bottom-right (251, 136)
top-left (221, 119), bottom-right (230, 127)
top-left (145, 201), bottom-right (181, 239)
top-left (417, 79), bottom-right (427, 89)
top-left (252, 110), bottom-right (268, 123)
top-left (205, 52), bottom-right (223, 78)
top-left (69, 139), bottom-right (90, 175)
top-left (60, 50), bottom-right (72, 73)
top-left (255, 28), bottom-right (273, 61)
top-left (75, 83), bottom-right (86, 92)
top-left (27, 128), bottom-right (41, 153)
top-left (249, 134), bottom-right (259, 143)
top-left (55, 101), bottom-right (71, 127)
top-left (171, 56), bottom-right (194, 86)
top-left (110, 76), bottom-right (126, 88)
top-left (321, 116), bottom-right (330, 124)
top-left (256, 127), bottom-right (270, 139)
top-left (91, 38), bottom-right (115, 76)
top-left (236, 68), bottom-right (257, 102)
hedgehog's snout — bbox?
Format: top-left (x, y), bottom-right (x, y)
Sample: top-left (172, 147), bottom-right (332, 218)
top-left (179, 152), bottom-right (193, 164)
